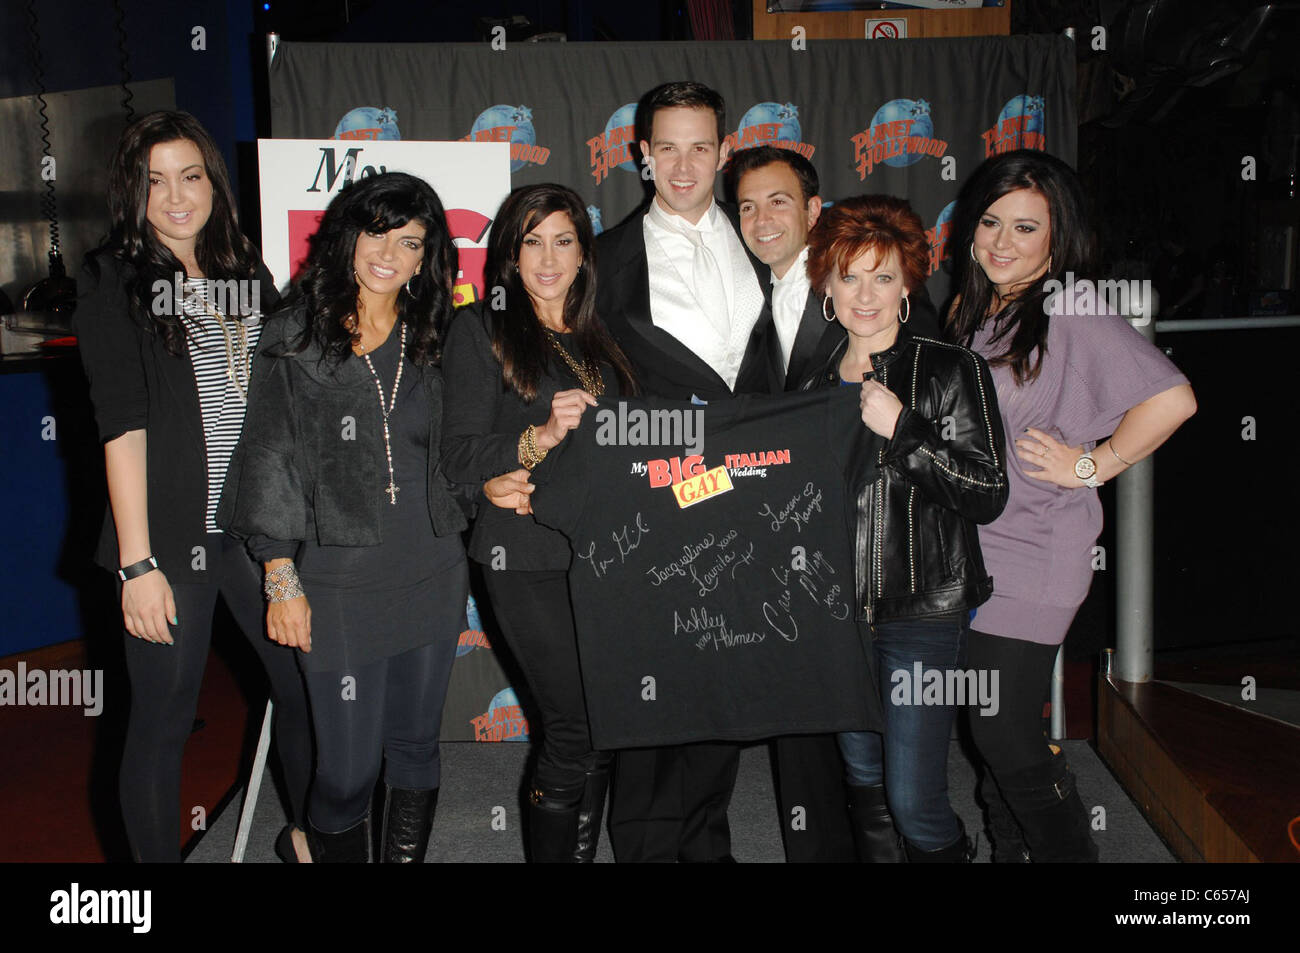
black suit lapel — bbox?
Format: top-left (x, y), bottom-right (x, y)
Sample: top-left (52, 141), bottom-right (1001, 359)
top-left (608, 212), bottom-right (730, 393)
top-left (784, 288), bottom-right (827, 391)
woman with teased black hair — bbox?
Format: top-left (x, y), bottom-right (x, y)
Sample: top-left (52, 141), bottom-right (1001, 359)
top-left (220, 171), bottom-right (473, 862)
top-left (75, 110), bottom-right (312, 863)
top-left (441, 183), bottom-right (637, 861)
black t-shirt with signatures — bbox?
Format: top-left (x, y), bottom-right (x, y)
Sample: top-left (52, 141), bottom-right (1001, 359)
top-left (531, 388), bottom-right (882, 749)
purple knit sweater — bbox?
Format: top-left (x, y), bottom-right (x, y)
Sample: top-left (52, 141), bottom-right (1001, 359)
top-left (969, 287), bottom-right (1189, 645)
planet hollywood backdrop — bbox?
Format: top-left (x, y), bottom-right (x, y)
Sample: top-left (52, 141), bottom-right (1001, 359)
top-left (265, 36), bottom-right (1075, 741)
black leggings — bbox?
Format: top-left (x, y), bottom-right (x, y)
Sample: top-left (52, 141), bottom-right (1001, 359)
top-left (302, 638), bottom-right (458, 833)
top-left (482, 568), bottom-right (601, 791)
top-left (964, 628), bottom-right (1059, 776)
top-left (118, 534), bottom-right (312, 863)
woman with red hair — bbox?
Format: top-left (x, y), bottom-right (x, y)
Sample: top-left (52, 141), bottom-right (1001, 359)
top-left (799, 195), bottom-right (1009, 861)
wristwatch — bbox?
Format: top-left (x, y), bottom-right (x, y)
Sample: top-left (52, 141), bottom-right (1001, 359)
top-left (1073, 453), bottom-right (1103, 488)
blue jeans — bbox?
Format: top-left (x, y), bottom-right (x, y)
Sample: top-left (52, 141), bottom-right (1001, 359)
top-left (837, 613), bottom-right (967, 851)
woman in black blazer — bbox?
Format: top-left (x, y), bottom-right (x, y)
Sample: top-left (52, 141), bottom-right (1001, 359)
top-left (220, 172), bottom-right (473, 863)
top-left (441, 184), bottom-right (638, 861)
top-left (75, 111), bottom-right (312, 863)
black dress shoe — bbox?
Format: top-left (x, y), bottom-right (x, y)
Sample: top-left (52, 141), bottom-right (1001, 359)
top-left (274, 825), bottom-right (302, 863)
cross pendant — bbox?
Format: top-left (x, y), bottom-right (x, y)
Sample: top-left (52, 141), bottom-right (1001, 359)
top-left (385, 482), bottom-right (400, 505)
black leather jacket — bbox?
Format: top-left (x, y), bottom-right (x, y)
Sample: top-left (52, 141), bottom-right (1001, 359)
top-left (800, 325), bottom-right (1008, 623)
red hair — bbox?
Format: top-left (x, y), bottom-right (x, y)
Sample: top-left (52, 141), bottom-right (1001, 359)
top-left (806, 195), bottom-right (928, 296)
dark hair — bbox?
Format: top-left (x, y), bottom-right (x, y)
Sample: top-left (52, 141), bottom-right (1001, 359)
top-left (806, 195), bottom-right (929, 299)
top-left (726, 145), bottom-right (819, 204)
top-left (281, 172), bottom-right (456, 366)
top-left (636, 81), bottom-right (727, 148)
top-left (947, 150), bottom-right (1096, 385)
top-left (91, 110), bottom-right (259, 356)
top-left (485, 184), bottom-right (638, 401)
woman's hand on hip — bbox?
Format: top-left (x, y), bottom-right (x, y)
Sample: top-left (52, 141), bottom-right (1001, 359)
top-left (860, 380), bottom-right (903, 439)
top-left (537, 388), bottom-right (598, 450)
top-left (485, 469), bottom-right (536, 515)
top-left (267, 596), bottom-right (312, 653)
top-left (1016, 427), bottom-right (1085, 488)
top-left (122, 571), bottom-right (177, 644)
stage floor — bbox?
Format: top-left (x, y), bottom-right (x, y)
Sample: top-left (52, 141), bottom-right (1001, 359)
top-left (189, 738), bottom-right (1175, 863)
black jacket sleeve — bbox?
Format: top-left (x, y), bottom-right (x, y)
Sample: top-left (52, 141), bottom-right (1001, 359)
top-left (881, 348), bottom-right (1008, 524)
top-left (74, 255), bottom-right (149, 444)
top-left (439, 304), bottom-right (524, 481)
top-left (216, 316), bottom-right (311, 549)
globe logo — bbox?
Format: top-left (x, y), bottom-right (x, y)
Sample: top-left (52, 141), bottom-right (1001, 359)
top-left (736, 102), bottom-right (801, 149)
top-left (456, 594), bottom-right (486, 657)
top-left (333, 106), bottom-right (401, 141)
top-left (586, 204), bottom-right (604, 236)
top-left (869, 98), bottom-right (934, 168)
top-left (604, 102), bottom-right (639, 174)
top-left (998, 94), bottom-right (1046, 139)
top-left (928, 200), bottom-right (957, 275)
top-left (470, 105), bottom-right (537, 173)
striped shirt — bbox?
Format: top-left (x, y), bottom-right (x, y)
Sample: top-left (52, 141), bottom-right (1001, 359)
top-left (180, 278), bottom-right (263, 533)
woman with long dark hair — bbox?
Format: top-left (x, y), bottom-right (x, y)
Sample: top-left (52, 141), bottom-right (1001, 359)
top-left (219, 171), bottom-right (472, 862)
top-left (799, 195), bottom-right (1008, 862)
top-left (441, 184), bottom-right (637, 862)
top-left (75, 110), bottom-right (312, 862)
top-left (949, 150), bottom-right (1196, 862)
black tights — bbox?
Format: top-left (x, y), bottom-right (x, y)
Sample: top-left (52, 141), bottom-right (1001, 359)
top-left (964, 628), bottom-right (1059, 776)
top-left (118, 534), bottom-right (312, 863)
top-left (482, 569), bottom-right (601, 791)
top-left (301, 638), bottom-right (457, 833)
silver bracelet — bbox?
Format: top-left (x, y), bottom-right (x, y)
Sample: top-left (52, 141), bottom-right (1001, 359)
top-left (264, 563), bottom-right (305, 603)
top-left (1109, 441), bottom-right (1134, 467)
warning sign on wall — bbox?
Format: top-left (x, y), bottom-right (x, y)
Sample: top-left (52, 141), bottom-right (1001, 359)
top-left (866, 18), bottom-right (908, 39)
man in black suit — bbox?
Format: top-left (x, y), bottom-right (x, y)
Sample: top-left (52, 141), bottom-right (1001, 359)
top-left (729, 146), bottom-right (943, 394)
top-left (595, 81), bottom-right (779, 863)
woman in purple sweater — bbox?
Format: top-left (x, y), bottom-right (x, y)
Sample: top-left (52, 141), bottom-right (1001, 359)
top-left (949, 150), bottom-right (1196, 862)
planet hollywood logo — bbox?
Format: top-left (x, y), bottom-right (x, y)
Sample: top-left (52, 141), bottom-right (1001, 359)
top-left (926, 200), bottom-right (956, 276)
top-left (333, 106), bottom-right (401, 141)
top-left (725, 102), bottom-right (815, 159)
top-left (851, 98), bottom-right (948, 179)
top-left (981, 94), bottom-right (1046, 157)
top-left (471, 688), bottom-right (530, 742)
top-left (461, 105), bottom-right (551, 173)
top-left (586, 204), bottom-right (604, 236)
top-left (455, 594), bottom-right (492, 657)
top-left (586, 102), bottom-right (639, 186)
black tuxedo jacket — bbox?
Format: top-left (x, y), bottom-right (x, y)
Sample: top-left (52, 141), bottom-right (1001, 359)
top-left (596, 203), bottom-right (782, 400)
top-left (783, 283), bottom-right (946, 391)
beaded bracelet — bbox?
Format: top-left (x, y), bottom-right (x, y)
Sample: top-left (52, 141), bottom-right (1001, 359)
top-left (264, 563), bottom-right (305, 603)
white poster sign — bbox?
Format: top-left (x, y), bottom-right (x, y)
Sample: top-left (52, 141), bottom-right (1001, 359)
top-left (257, 139), bottom-right (511, 307)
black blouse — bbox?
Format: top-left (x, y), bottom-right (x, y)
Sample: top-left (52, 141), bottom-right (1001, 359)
top-left (440, 302), bottom-right (621, 571)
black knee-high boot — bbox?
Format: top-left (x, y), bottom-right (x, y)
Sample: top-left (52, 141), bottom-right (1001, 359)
top-left (978, 770), bottom-right (1030, 863)
top-left (380, 786), bottom-right (438, 863)
top-left (997, 750), bottom-right (1099, 863)
top-left (308, 815), bottom-right (371, 863)
top-left (573, 764), bottom-right (610, 863)
top-left (528, 783), bottom-right (583, 863)
top-left (846, 784), bottom-right (905, 862)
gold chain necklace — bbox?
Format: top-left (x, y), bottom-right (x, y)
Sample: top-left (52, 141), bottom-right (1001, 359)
top-left (184, 280), bottom-right (252, 403)
top-left (544, 328), bottom-right (604, 396)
